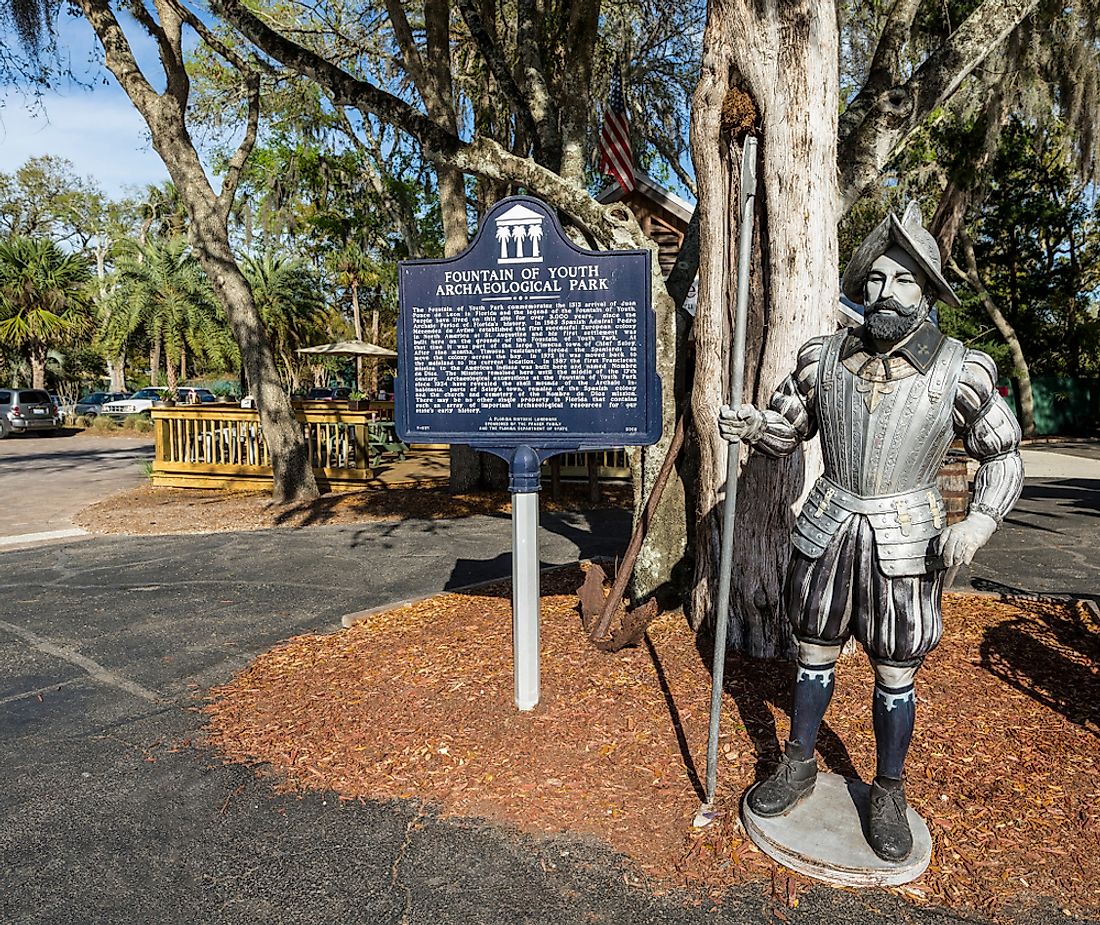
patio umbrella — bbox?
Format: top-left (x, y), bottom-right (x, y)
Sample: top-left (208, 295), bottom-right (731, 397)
top-left (296, 339), bottom-right (397, 357)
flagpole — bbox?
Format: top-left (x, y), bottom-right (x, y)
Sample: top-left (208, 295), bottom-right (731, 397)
top-left (695, 135), bottom-right (758, 827)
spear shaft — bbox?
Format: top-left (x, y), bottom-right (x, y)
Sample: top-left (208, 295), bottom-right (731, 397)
top-left (698, 136), bottom-right (758, 820)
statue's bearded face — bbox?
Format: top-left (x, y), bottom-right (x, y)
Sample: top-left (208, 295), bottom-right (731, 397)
top-left (863, 246), bottom-right (929, 344)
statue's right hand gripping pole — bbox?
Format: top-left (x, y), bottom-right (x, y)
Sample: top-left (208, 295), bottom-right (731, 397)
top-left (697, 135), bottom-right (759, 825)
top-left (718, 403), bottom-right (766, 444)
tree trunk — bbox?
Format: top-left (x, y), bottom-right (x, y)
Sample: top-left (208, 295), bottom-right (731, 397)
top-left (95, 232), bottom-right (127, 392)
top-left (370, 306), bottom-right (380, 395)
top-left (151, 331), bottom-right (162, 387)
top-left (954, 229), bottom-right (1036, 437)
top-left (108, 355), bottom-right (127, 392)
top-left (166, 350), bottom-right (179, 390)
top-left (29, 343), bottom-right (48, 390)
top-left (189, 200), bottom-right (319, 502)
top-left (350, 277), bottom-right (363, 390)
top-left (689, 0), bottom-right (837, 657)
top-left (630, 247), bottom-right (685, 602)
top-left (77, 0), bottom-right (319, 504)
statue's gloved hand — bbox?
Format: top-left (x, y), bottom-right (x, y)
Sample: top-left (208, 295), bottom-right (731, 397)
top-left (718, 404), bottom-right (766, 444)
top-left (936, 511), bottom-right (998, 567)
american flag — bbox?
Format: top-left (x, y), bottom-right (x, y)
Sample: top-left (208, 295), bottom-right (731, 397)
top-left (599, 67), bottom-right (635, 193)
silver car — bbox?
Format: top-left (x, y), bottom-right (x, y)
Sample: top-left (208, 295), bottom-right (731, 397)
top-left (0, 388), bottom-right (61, 437)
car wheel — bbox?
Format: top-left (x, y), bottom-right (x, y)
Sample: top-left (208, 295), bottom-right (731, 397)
top-left (84, 411), bottom-right (97, 420)
top-left (0, 422), bottom-right (8, 440)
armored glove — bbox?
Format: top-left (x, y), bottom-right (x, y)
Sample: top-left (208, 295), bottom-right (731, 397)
top-left (718, 404), bottom-right (767, 443)
top-left (937, 510), bottom-right (997, 567)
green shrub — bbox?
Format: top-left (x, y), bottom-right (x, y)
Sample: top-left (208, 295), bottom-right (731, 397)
top-left (91, 415), bottom-right (119, 431)
top-left (131, 417), bottom-right (155, 434)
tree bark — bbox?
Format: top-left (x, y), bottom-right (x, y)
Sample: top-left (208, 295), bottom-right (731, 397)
top-left (370, 305), bottom-right (380, 395)
top-left (166, 349), bottom-right (179, 390)
top-left (107, 356), bottom-right (126, 392)
top-left (29, 343), bottom-right (47, 390)
top-left (350, 276), bottom-right (363, 390)
top-left (689, 0), bottom-right (837, 656)
top-left (77, 0), bottom-right (318, 503)
top-left (150, 331), bottom-right (161, 387)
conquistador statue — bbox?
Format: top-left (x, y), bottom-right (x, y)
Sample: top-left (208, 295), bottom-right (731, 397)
top-left (719, 203), bottom-right (1024, 862)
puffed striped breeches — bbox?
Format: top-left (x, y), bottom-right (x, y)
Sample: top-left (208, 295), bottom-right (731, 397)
top-left (783, 515), bottom-right (945, 666)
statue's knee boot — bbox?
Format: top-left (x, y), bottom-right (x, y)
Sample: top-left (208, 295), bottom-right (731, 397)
top-left (868, 661), bottom-right (919, 861)
top-left (747, 642), bottom-right (838, 817)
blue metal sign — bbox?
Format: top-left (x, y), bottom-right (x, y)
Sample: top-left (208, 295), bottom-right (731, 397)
top-left (396, 195), bottom-right (661, 469)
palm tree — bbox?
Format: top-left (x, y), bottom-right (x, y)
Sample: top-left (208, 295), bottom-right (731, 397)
top-left (101, 237), bottom-right (234, 388)
top-left (0, 237), bottom-right (94, 389)
top-left (242, 252), bottom-right (327, 392)
top-left (330, 245), bottom-right (393, 392)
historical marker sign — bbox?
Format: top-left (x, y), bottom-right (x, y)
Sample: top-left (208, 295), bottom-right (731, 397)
top-left (396, 194), bottom-right (661, 714)
top-left (396, 195), bottom-right (660, 452)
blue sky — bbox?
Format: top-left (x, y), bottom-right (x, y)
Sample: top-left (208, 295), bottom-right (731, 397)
top-left (0, 13), bottom-right (170, 197)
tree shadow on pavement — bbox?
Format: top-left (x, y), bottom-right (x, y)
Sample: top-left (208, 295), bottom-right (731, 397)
top-left (980, 598), bottom-right (1100, 738)
top-left (970, 575), bottom-right (1100, 606)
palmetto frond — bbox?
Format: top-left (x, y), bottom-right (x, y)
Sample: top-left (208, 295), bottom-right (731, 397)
top-left (0, 236), bottom-right (94, 352)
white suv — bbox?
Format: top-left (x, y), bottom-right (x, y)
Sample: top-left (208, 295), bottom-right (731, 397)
top-left (103, 387), bottom-right (171, 420)
top-left (104, 387), bottom-right (218, 420)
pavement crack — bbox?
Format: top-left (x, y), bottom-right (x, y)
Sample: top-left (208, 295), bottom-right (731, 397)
top-left (0, 618), bottom-right (160, 702)
top-left (390, 802), bottom-right (427, 925)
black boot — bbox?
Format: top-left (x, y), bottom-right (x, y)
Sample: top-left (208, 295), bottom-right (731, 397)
top-left (747, 746), bottom-right (818, 817)
top-left (868, 777), bottom-right (913, 861)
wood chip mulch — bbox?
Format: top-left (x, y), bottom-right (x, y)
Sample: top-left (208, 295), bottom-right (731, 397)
top-left (76, 482), bottom-right (631, 535)
top-left (201, 571), bottom-right (1099, 920)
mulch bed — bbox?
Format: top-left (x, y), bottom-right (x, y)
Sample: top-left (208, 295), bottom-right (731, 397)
top-left (201, 569), bottom-right (1100, 920)
top-left (76, 482), bottom-right (631, 535)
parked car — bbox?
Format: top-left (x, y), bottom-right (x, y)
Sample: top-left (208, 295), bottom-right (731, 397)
top-left (305, 387), bottom-right (353, 400)
top-left (103, 387), bottom-right (217, 420)
top-left (74, 391), bottom-right (130, 420)
top-left (0, 388), bottom-right (61, 437)
top-left (102, 387), bottom-right (169, 419)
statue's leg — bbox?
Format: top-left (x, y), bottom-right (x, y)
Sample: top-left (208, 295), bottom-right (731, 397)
top-left (871, 660), bottom-right (919, 783)
top-left (747, 524), bottom-right (858, 818)
top-left (856, 564), bottom-right (945, 862)
top-left (787, 639), bottom-right (841, 762)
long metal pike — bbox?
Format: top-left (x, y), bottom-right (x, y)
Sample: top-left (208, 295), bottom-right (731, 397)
top-left (695, 136), bottom-right (759, 827)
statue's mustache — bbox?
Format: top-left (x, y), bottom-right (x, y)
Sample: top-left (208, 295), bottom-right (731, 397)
top-left (869, 296), bottom-right (920, 317)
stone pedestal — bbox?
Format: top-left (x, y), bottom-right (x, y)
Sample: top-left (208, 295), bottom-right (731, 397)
top-left (741, 772), bottom-right (932, 887)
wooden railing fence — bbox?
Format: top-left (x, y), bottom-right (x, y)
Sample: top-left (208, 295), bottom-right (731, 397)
top-left (151, 401), bottom-right (630, 491)
top-left (151, 402), bottom-right (403, 491)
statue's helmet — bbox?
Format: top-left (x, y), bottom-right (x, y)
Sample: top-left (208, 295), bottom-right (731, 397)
top-left (841, 201), bottom-right (960, 308)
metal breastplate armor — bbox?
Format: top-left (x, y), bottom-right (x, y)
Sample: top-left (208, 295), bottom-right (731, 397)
top-left (791, 331), bottom-right (967, 576)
